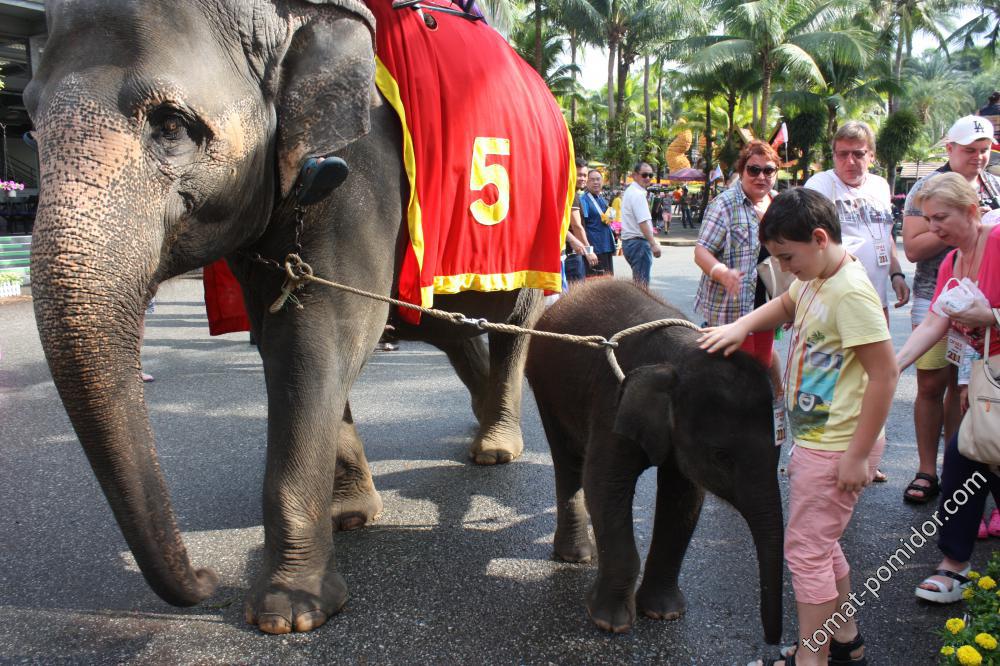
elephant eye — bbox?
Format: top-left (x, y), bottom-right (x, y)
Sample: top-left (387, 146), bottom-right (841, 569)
top-left (148, 106), bottom-right (203, 147)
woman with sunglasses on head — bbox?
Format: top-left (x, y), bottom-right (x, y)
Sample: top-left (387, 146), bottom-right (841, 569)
top-left (694, 140), bottom-right (784, 394)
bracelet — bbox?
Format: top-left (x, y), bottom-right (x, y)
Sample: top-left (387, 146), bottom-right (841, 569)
top-left (890, 272), bottom-right (905, 281)
top-left (583, 246), bottom-right (594, 255)
top-left (710, 263), bottom-right (726, 278)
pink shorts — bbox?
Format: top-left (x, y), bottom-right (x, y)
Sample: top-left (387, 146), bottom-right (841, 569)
top-left (785, 438), bottom-right (885, 604)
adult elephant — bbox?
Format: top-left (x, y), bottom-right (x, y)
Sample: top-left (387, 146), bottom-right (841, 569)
top-left (25, 0), bottom-right (558, 634)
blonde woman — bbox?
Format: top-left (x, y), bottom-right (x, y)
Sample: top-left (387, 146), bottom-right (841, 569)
top-left (896, 173), bottom-right (1000, 603)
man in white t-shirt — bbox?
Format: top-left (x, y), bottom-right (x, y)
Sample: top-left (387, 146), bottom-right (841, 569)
top-left (805, 120), bottom-right (908, 487)
top-left (620, 161), bottom-right (662, 285)
top-left (805, 121), bottom-right (910, 316)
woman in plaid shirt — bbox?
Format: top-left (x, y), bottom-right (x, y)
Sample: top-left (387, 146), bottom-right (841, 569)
top-left (694, 140), bottom-right (783, 386)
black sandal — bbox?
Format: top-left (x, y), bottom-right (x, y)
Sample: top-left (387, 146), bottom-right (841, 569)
top-left (830, 630), bottom-right (866, 665)
top-left (903, 472), bottom-right (940, 504)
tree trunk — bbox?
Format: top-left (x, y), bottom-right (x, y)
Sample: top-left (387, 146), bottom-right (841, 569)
top-left (607, 39), bottom-right (617, 122)
top-left (759, 63), bottom-right (772, 140)
top-left (616, 46), bottom-right (630, 120)
top-left (889, 23), bottom-right (904, 114)
top-left (656, 60), bottom-right (664, 130)
top-left (752, 90), bottom-right (759, 136)
top-left (534, 0), bottom-right (543, 75)
top-left (570, 31), bottom-right (578, 124)
top-left (643, 53), bottom-right (651, 137)
top-left (700, 97), bottom-right (713, 225)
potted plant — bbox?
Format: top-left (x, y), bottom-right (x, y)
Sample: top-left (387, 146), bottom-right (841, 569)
top-left (0, 180), bottom-right (25, 197)
top-left (0, 271), bottom-right (23, 298)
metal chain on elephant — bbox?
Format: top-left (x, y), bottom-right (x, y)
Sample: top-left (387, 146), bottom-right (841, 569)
top-left (268, 253), bottom-right (700, 381)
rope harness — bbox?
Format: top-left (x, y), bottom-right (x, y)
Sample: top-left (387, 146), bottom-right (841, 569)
top-left (264, 252), bottom-right (701, 383)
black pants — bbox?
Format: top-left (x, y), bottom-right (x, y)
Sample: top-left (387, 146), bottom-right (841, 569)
top-left (937, 433), bottom-right (1000, 563)
top-left (585, 252), bottom-right (614, 277)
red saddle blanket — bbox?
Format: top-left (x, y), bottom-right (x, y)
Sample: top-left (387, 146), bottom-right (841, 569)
top-left (204, 0), bottom-right (572, 332)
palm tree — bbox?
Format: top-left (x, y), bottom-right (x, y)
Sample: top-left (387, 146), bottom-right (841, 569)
top-left (899, 50), bottom-right (974, 143)
top-left (510, 22), bottom-right (582, 98)
top-left (948, 0), bottom-right (1000, 57)
top-left (866, 0), bottom-right (957, 113)
top-left (688, 0), bottom-right (872, 138)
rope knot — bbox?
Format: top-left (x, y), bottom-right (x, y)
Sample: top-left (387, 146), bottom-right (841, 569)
top-left (268, 254), bottom-right (314, 314)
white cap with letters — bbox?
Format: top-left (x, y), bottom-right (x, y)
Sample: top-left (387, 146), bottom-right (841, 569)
top-left (944, 115), bottom-right (995, 145)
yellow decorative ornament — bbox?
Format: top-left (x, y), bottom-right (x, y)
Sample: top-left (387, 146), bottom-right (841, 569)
top-left (957, 645), bottom-right (983, 665)
top-left (975, 633), bottom-right (998, 650)
top-left (977, 576), bottom-right (996, 590)
top-left (942, 645), bottom-right (956, 656)
top-left (947, 618), bottom-right (967, 634)
top-left (666, 129), bottom-right (693, 173)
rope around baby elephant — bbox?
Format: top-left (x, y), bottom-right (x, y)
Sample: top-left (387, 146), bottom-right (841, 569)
top-left (603, 318), bottom-right (701, 382)
top-left (268, 253), bottom-right (700, 382)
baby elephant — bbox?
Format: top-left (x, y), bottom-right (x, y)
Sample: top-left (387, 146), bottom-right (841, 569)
top-left (526, 279), bottom-right (783, 641)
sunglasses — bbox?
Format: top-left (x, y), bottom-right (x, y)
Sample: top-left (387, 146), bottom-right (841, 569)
top-left (638, 172), bottom-right (655, 178)
top-left (746, 165), bottom-right (777, 177)
top-left (834, 149), bottom-right (868, 160)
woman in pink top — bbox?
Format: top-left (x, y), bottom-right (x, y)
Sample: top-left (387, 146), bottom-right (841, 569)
top-left (897, 172), bottom-right (1000, 604)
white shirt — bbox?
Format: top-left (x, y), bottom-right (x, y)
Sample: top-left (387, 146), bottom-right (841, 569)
top-left (621, 182), bottom-right (652, 240)
top-left (804, 170), bottom-right (894, 307)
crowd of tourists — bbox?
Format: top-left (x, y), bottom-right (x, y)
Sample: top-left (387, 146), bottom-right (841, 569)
top-left (562, 112), bottom-right (1000, 666)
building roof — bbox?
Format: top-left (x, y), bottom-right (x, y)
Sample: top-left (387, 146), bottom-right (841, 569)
top-left (898, 161), bottom-right (947, 179)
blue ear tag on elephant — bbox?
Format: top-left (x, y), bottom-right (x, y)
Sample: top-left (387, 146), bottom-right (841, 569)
top-left (296, 156), bottom-right (350, 206)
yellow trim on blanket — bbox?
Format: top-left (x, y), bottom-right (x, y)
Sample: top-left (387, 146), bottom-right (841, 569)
top-left (562, 120), bottom-right (575, 252)
top-left (374, 57), bottom-right (428, 303)
top-left (431, 270), bottom-right (562, 295)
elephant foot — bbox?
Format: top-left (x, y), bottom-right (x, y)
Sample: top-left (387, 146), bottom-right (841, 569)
top-left (636, 583), bottom-right (686, 620)
top-left (553, 530), bottom-right (595, 563)
top-left (245, 569), bottom-right (348, 634)
top-left (331, 484), bottom-right (383, 532)
top-left (585, 585), bottom-right (635, 634)
top-left (469, 426), bottom-right (524, 465)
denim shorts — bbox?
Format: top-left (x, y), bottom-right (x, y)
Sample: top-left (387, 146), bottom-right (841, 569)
top-left (622, 238), bottom-right (652, 285)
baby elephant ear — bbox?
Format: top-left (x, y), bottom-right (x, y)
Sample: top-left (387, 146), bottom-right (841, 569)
top-left (612, 364), bottom-right (678, 466)
top-left (275, 2), bottom-right (376, 197)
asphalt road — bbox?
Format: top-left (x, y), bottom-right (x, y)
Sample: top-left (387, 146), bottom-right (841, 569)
top-left (0, 241), bottom-right (987, 664)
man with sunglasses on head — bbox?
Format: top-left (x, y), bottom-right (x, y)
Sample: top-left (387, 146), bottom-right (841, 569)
top-left (898, 115), bottom-right (1000, 505)
top-left (805, 121), bottom-right (910, 325)
top-left (806, 121), bottom-right (907, 486)
top-left (620, 161), bottom-right (662, 286)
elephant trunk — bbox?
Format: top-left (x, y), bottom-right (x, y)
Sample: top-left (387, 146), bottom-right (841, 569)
top-left (31, 199), bottom-right (217, 607)
top-left (738, 489), bottom-right (784, 645)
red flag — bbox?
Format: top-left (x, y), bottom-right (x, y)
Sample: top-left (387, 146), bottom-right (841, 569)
top-left (771, 122), bottom-right (789, 150)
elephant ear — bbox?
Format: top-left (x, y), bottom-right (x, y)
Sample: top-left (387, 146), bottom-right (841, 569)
top-left (612, 364), bottom-right (678, 466)
top-left (274, 0), bottom-right (377, 197)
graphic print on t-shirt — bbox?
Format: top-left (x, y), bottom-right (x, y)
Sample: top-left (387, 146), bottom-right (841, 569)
top-left (790, 331), bottom-right (844, 441)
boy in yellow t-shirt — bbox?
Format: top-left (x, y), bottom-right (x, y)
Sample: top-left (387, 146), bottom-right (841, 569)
top-left (699, 188), bottom-right (898, 666)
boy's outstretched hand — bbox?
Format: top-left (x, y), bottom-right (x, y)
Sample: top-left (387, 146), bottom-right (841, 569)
top-left (698, 322), bottom-right (747, 356)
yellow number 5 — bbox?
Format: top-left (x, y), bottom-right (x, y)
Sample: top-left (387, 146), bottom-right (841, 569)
top-left (469, 137), bottom-right (510, 226)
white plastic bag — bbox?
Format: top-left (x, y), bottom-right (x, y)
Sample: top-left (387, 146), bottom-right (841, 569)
top-left (932, 277), bottom-right (989, 317)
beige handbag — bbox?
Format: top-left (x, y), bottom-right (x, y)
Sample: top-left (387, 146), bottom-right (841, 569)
top-left (958, 323), bottom-right (1000, 465)
top-left (757, 256), bottom-right (795, 299)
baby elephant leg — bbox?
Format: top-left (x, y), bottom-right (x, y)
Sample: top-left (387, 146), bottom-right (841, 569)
top-left (548, 433), bottom-right (594, 563)
top-left (636, 463), bottom-right (704, 620)
top-left (583, 452), bottom-right (645, 633)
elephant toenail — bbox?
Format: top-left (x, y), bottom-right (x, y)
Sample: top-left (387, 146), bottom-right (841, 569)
top-left (257, 613), bottom-right (292, 634)
top-left (294, 610), bottom-right (327, 632)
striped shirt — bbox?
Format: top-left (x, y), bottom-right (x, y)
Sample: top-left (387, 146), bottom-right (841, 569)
top-left (694, 183), bottom-right (764, 325)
